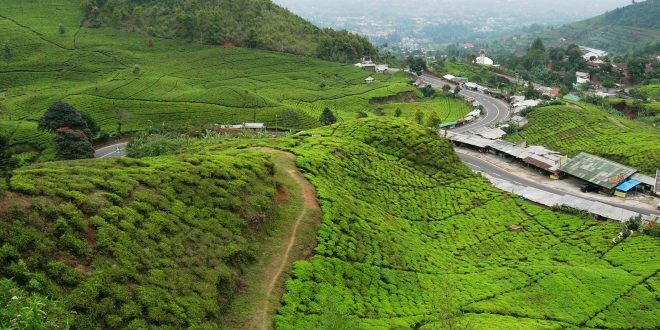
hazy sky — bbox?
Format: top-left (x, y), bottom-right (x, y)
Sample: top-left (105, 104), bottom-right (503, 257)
top-left (274, 0), bottom-right (635, 22)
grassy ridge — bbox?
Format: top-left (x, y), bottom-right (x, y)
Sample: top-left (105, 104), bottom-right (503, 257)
top-left (0, 149), bottom-right (281, 328)
top-left (507, 103), bottom-right (660, 174)
top-left (273, 118), bottom-right (660, 329)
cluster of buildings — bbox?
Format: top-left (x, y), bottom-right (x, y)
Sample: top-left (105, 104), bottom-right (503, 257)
top-left (355, 57), bottom-right (389, 73)
top-left (444, 130), bottom-right (658, 198)
top-left (219, 123), bottom-right (265, 131)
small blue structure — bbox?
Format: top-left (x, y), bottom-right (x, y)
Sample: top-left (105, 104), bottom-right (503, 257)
top-left (616, 179), bottom-right (641, 192)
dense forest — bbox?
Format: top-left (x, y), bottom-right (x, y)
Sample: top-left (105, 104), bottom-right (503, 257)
top-left (80, 0), bottom-right (376, 62)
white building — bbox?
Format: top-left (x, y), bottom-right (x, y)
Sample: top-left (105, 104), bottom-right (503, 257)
top-left (580, 46), bottom-right (608, 61)
top-left (576, 71), bottom-right (590, 84)
top-left (475, 56), bottom-right (494, 66)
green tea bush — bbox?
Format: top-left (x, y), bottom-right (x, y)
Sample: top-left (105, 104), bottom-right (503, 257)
top-left (275, 118), bottom-right (660, 329)
top-left (0, 148), bottom-right (279, 327)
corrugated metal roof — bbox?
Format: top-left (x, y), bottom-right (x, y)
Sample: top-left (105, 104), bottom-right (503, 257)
top-left (616, 180), bottom-right (641, 192)
top-left (630, 173), bottom-right (655, 186)
top-left (559, 152), bottom-right (637, 189)
top-left (524, 155), bottom-right (556, 172)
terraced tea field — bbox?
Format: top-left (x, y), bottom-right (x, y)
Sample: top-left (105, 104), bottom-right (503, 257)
top-left (507, 103), bottom-right (660, 174)
top-left (0, 0), bottom-right (418, 156)
top-left (274, 118), bottom-right (660, 329)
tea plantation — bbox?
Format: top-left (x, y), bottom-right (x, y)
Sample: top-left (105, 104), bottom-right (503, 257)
top-left (0, 0), bottom-right (417, 157)
top-left (507, 103), bottom-right (660, 174)
top-left (0, 149), bottom-right (283, 328)
top-left (274, 118), bottom-right (660, 329)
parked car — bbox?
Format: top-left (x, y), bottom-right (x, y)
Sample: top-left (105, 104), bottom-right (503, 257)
top-left (580, 184), bottom-right (599, 193)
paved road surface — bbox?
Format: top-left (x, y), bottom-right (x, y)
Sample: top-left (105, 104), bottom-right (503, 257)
top-left (421, 72), bottom-right (656, 217)
top-left (420, 73), bottom-right (510, 132)
top-left (94, 142), bottom-right (128, 158)
top-left (459, 153), bottom-right (656, 216)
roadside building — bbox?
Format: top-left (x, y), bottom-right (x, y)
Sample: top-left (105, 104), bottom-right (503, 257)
top-left (559, 152), bottom-right (637, 194)
top-left (243, 123), bottom-right (265, 131)
top-left (442, 74), bottom-right (456, 82)
top-left (375, 65), bottom-right (389, 73)
top-left (630, 172), bottom-right (658, 195)
top-left (580, 46), bottom-right (608, 61)
top-left (576, 72), bottom-right (590, 84)
top-left (453, 77), bottom-right (468, 85)
top-left (615, 179), bottom-right (642, 198)
top-left (511, 115), bottom-right (528, 127)
top-left (470, 126), bottom-right (507, 140)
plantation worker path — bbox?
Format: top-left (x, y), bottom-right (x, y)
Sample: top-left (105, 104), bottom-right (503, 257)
top-left (239, 148), bottom-right (320, 330)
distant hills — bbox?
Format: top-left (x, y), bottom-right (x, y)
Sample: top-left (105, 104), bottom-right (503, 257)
top-left (81, 0), bottom-right (376, 62)
top-left (493, 0), bottom-right (660, 55)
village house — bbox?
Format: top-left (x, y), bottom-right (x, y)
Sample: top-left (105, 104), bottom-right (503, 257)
top-left (580, 46), bottom-right (608, 61)
top-left (365, 76), bottom-right (375, 84)
top-left (576, 71), bottom-right (590, 84)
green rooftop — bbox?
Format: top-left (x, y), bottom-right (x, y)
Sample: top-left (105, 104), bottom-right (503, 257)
top-left (559, 152), bottom-right (637, 189)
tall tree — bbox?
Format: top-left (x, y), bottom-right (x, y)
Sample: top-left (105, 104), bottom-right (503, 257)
top-left (426, 112), bottom-right (440, 128)
top-left (415, 109), bottom-right (424, 124)
top-left (319, 107), bottom-right (337, 126)
top-left (79, 111), bottom-right (100, 138)
top-left (38, 101), bottom-right (91, 137)
top-left (54, 128), bottom-right (94, 160)
top-left (0, 135), bottom-right (18, 188)
top-left (407, 56), bottom-right (427, 76)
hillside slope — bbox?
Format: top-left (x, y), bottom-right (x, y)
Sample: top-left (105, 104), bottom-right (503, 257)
top-left (0, 149), bottom-right (281, 327)
top-left (276, 118), bottom-right (660, 329)
top-left (81, 0), bottom-right (376, 61)
top-left (495, 0), bottom-right (660, 54)
top-left (507, 103), bottom-right (660, 174)
top-left (0, 0), bottom-right (413, 161)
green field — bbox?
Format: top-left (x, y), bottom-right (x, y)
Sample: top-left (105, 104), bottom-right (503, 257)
top-left (0, 0), bottom-right (413, 157)
top-left (381, 96), bottom-right (471, 122)
top-left (507, 102), bottom-right (660, 174)
top-left (273, 118), bottom-right (660, 329)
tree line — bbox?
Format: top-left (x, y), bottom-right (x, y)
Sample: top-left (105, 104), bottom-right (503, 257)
top-left (81, 0), bottom-right (376, 63)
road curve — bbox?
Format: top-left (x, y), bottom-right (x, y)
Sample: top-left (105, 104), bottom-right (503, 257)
top-left (94, 142), bottom-right (128, 158)
top-left (420, 73), bottom-right (510, 132)
top-left (421, 73), bottom-right (657, 217)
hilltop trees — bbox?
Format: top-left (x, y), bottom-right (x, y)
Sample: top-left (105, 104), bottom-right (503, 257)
top-left (319, 108), bottom-right (337, 125)
top-left (406, 56), bottom-right (427, 76)
top-left (82, 0), bottom-right (377, 63)
top-left (38, 101), bottom-right (97, 160)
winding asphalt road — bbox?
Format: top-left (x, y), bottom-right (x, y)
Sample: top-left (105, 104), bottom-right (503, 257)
top-left (421, 73), bottom-right (657, 216)
top-left (420, 73), bottom-right (511, 132)
top-left (94, 142), bottom-right (127, 158)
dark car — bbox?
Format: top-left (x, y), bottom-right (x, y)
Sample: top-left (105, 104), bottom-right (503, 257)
top-left (580, 184), bottom-right (599, 193)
